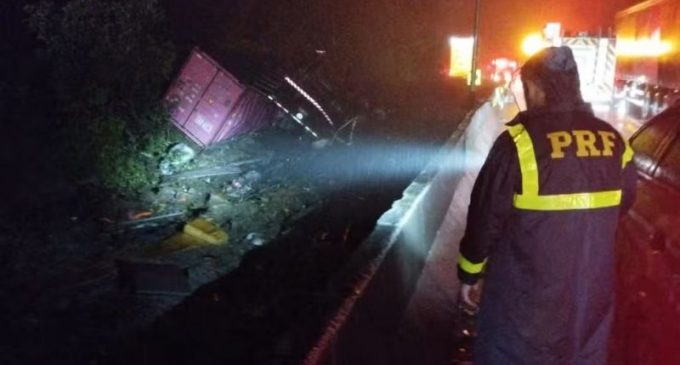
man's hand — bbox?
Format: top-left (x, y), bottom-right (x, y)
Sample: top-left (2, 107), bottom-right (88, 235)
top-left (460, 282), bottom-right (483, 312)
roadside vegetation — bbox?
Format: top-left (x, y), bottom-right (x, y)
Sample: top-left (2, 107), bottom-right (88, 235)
top-left (26, 0), bottom-right (180, 195)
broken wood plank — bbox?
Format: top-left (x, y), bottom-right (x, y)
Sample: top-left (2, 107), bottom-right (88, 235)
top-left (119, 212), bottom-right (187, 229)
top-left (162, 166), bottom-right (242, 182)
top-left (160, 158), bottom-right (264, 183)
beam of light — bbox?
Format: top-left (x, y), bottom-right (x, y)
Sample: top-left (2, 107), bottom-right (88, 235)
top-left (616, 38), bottom-right (673, 57)
top-left (522, 33), bottom-right (548, 57)
top-left (298, 141), bottom-right (486, 189)
top-left (285, 76), bottom-right (335, 127)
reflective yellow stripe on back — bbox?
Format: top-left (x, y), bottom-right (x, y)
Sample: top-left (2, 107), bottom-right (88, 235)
top-left (507, 124), bottom-right (539, 196)
top-left (507, 123), bottom-right (624, 211)
top-left (513, 190), bottom-right (622, 211)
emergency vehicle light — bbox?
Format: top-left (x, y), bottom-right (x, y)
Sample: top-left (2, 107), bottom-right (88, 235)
top-left (522, 34), bottom-right (549, 57)
top-left (616, 38), bottom-right (673, 57)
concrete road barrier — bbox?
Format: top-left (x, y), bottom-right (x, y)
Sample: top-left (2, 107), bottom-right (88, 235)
top-left (304, 97), bottom-right (515, 365)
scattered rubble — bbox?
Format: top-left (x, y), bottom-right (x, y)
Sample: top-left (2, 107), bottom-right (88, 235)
top-left (159, 143), bottom-right (196, 176)
top-left (132, 131), bottom-right (323, 257)
top-left (246, 232), bottom-right (266, 246)
top-left (1, 77), bottom-right (468, 364)
top-left (0, 127), bottom-right (328, 365)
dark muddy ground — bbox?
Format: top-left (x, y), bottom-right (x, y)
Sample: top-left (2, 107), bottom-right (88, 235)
top-left (0, 81), bottom-right (473, 365)
top-left (1, 128), bottom-right (327, 364)
top-left (117, 179), bottom-right (407, 365)
top-left (0, 134), bottom-right (445, 364)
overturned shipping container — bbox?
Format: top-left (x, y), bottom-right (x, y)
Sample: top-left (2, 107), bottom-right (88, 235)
top-left (163, 48), bottom-right (276, 146)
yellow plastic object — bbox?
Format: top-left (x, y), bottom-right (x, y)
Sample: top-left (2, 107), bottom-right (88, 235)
top-left (152, 233), bottom-right (207, 254)
top-left (183, 217), bottom-right (229, 244)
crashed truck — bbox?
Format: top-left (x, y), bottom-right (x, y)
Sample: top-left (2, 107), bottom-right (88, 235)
top-left (163, 47), bottom-right (356, 148)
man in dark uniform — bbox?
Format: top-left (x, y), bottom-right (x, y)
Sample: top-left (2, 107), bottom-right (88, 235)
top-left (456, 46), bottom-right (637, 364)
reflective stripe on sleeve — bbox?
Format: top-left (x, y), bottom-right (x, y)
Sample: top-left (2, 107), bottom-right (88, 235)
top-left (457, 254), bottom-right (487, 274)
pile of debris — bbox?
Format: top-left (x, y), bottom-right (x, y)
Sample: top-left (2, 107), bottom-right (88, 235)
top-left (0, 126), bottom-right (333, 364)
top-left (105, 131), bottom-right (324, 289)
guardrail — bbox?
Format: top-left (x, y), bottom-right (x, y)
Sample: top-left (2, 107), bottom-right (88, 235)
top-left (303, 94), bottom-right (515, 365)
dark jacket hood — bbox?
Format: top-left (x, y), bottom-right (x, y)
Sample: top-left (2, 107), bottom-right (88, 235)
top-left (521, 46), bottom-right (584, 108)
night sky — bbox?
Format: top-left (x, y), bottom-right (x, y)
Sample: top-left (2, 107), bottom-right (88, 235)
top-left (447, 0), bottom-right (642, 64)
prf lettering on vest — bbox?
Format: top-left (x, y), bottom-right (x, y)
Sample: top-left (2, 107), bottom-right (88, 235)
top-left (546, 130), bottom-right (616, 159)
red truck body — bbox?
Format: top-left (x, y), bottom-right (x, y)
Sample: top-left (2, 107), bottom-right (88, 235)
top-left (615, 0), bottom-right (680, 117)
top-left (164, 48), bottom-right (275, 146)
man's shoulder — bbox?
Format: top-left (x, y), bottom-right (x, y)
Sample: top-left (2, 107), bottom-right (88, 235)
top-left (582, 113), bottom-right (625, 140)
top-left (505, 111), bottom-right (527, 127)
top-left (490, 127), bottom-right (517, 154)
